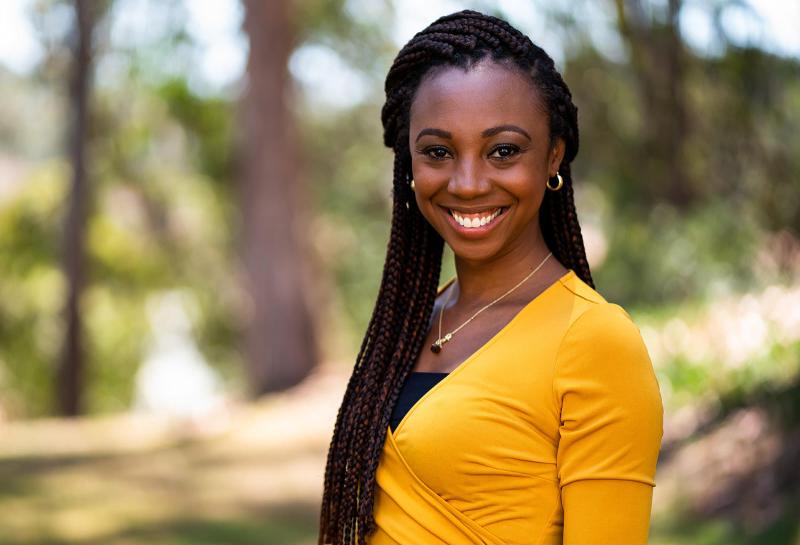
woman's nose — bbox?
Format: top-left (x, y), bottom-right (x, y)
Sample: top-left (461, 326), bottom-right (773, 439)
top-left (447, 160), bottom-right (490, 198)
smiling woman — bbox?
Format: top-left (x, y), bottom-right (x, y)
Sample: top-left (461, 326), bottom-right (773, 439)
top-left (409, 59), bottom-right (563, 264)
top-left (318, 9), bottom-right (663, 545)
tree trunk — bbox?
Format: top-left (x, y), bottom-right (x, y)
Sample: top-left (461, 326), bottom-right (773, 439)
top-left (613, 0), bottom-right (693, 208)
top-left (238, 0), bottom-right (318, 396)
top-left (56, 0), bottom-right (96, 416)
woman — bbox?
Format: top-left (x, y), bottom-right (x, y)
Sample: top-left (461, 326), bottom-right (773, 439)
top-left (318, 9), bottom-right (663, 545)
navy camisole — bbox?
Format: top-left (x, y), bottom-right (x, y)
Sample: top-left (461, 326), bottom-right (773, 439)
top-left (389, 371), bottom-right (449, 432)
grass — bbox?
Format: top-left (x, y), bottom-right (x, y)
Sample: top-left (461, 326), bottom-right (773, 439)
top-left (0, 363), bottom-right (346, 545)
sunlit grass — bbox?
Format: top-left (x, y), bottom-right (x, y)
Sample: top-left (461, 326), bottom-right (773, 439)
top-left (0, 363), bottom-right (346, 545)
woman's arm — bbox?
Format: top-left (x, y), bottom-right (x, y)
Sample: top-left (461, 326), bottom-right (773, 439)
top-left (553, 302), bottom-right (664, 545)
top-left (562, 479), bottom-right (654, 544)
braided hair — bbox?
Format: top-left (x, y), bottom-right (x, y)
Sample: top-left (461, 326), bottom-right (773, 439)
top-left (318, 10), bottom-right (594, 545)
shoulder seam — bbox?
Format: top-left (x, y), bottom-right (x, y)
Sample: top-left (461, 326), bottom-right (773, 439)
top-left (436, 276), bottom-right (456, 296)
top-left (559, 277), bottom-right (606, 304)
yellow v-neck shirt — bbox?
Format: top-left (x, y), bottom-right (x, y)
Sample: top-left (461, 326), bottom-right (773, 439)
top-left (369, 269), bottom-right (664, 545)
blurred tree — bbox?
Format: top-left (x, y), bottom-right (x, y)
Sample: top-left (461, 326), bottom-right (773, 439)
top-left (613, 0), bottom-right (692, 208)
top-left (239, 0), bottom-right (318, 395)
top-left (56, 0), bottom-right (110, 416)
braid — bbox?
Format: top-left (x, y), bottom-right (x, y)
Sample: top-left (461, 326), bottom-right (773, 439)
top-left (319, 9), bottom-right (594, 545)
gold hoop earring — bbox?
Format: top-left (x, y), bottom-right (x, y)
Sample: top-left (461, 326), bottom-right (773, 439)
top-left (410, 179), bottom-right (416, 191)
top-left (546, 172), bottom-right (563, 191)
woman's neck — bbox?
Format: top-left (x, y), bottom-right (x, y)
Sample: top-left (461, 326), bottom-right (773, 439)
top-left (451, 233), bottom-right (563, 309)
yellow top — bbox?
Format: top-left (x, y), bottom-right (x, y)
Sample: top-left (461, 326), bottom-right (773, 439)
top-left (368, 269), bottom-right (664, 545)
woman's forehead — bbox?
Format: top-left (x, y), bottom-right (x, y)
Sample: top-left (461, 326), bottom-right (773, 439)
top-left (409, 59), bottom-right (547, 132)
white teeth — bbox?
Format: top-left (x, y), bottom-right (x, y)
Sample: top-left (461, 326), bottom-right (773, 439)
top-left (450, 208), bottom-right (503, 229)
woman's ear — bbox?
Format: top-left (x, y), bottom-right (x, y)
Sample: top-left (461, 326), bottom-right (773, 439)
top-left (548, 137), bottom-right (566, 176)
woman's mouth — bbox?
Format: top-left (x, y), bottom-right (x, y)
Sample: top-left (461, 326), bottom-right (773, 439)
top-left (442, 206), bottom-right (509, 236)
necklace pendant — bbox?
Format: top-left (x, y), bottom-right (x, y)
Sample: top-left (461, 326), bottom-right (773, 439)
top-left (430, 333), bottom-right (453, 354)
top-left (429, 252), bottom-right (553, 356)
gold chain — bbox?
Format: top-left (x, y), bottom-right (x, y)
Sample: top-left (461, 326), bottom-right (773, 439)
top-left (431, 252), bottom-right (553, 353)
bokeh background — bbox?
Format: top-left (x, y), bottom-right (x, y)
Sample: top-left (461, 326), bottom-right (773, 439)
top-left (1, 0), bottom-right (798, 544)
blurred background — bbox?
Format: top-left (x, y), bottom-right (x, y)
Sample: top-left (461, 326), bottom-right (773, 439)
top-left (0, 0), bottom-right (798, 543)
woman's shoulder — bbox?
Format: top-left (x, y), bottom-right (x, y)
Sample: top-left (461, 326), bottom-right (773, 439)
top-left (563, 301), bottom-right (645, 352)
top-left (558, 269), bottom-right (607, 306)
top-left (555, 271), bottom-right (641, 338)
top-left (545, 271), bottom-right (652, 376)
top-left (553, 282), bottom-right (662, 439)
top-left (555, 303), bottom-right (655, 399)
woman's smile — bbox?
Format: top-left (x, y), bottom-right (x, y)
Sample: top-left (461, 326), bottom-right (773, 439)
top-left (440, 205), bottom-right (510, 238)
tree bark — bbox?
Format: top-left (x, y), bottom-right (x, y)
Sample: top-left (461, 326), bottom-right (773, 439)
top-left (239, 0), bottom-right (319, 396)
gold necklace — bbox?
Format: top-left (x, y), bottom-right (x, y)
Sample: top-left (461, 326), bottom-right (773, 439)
top-left (431, 252), bottom-right (553, 353)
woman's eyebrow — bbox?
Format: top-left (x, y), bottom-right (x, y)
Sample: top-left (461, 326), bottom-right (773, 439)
top-left (415, 128), bottom-right (452, 142)
top-left (481, 124), bottom-right (531, 140)
top-left (415, 125), bottom-right (532, 142)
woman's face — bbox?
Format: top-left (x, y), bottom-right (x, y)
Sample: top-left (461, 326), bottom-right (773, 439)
top-left (408, 58), bottom-right (565, 264)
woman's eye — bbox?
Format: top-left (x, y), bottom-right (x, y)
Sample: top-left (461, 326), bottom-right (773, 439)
top-left (489, 144), bottom-right (520, 160)
top-left (423, 146), bottom-right (451, 160)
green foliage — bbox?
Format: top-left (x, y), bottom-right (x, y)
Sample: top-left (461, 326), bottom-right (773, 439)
top-left (564, 43), bottom-right (800, 306)
top-left (0, 164), bottom-right (69, 416)
top-left (0, 69), bottom-right (242, 417)
top-left (596, 201), bottom-right (763, 307)
top-left (157, 78), bottom-right (235, 186)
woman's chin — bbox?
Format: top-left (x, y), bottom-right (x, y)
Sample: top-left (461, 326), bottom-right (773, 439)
top-left (445, 240), bottom-right (505, 264)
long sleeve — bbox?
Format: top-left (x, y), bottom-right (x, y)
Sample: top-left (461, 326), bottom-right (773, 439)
top-left (553, 302), bottom-right (664, 545)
